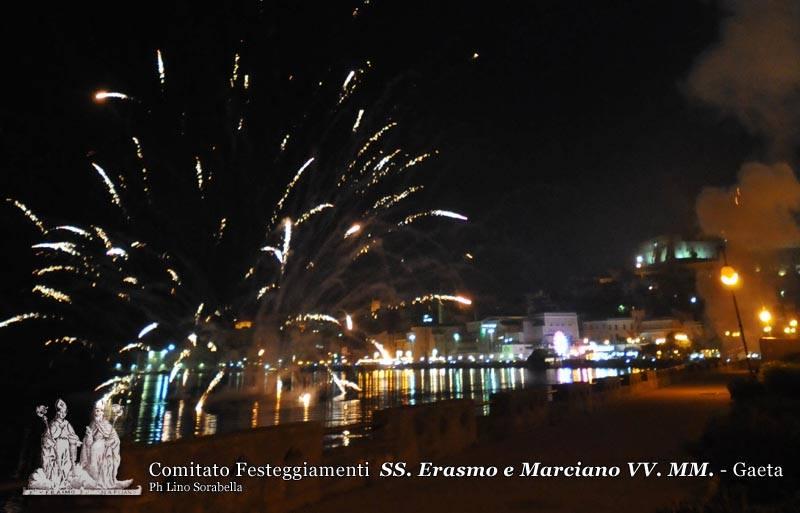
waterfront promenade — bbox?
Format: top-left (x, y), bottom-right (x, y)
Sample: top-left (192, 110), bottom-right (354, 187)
top-left (300, 370), bottom-right (737, 513)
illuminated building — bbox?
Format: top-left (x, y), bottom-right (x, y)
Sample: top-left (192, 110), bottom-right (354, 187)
top-left (634, 235), bottom-right (721, 271)
top-left (581, 317), bottom-right (639, 343)
top-left (466, 317), bottom-right (526, 355)
top-left (373, 325), bottom-right (464, 359)
top-left (523, 312), bottom-right (580, 352)
top-left (637, 318), bottom-right (705, 345)
top-left (581, 315), bottom-right (704, 346)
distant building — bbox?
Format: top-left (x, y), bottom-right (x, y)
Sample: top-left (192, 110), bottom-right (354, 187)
top-left (634, 235), bottom-right (721, 271)
top-left (412, 325), bottom-right (463, 357)
top-left (581, 317), bottom-right (637, 343)
top-left (580, 315), bottom-right (704, 346)
top-left (374, 325), bottom-right (463, 359)
top-left (638, 318), bottom-right (704, 345)
top-left (523, 312), bottom-right (580, 351)
top-left (466, 317), bottom-right (525, 355)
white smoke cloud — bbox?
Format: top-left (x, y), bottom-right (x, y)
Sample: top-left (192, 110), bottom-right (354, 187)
top-left (696, 162), bottom-right (800, 354)
top-left (697, 162), bottom-right (800, 250)
top-left (689, 1), bottom-right (800, 355)
top-left (687, 0), bottom-right (800, 158)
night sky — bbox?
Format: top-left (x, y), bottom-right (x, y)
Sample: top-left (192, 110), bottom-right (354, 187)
top-left (1, 1), bottom-right (763, 310)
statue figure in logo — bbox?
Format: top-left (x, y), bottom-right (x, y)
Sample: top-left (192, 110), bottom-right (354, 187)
top-left (80, 402), bottom-right (132, 489)
top-left (32, 400), bottom-right (81, 490)
top-left (26, 399), bottom-right (134, 492)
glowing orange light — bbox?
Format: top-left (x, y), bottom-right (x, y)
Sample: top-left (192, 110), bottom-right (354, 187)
top-left (235, 320), bottom-right (253, 330)
top-left (720, 266), bottom-right (739, 287)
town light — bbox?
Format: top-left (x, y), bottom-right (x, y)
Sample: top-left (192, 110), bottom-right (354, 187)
top-left (759, 308), bottom-right (772, 324)
top-left (720, 266), bottom-right (740, 287)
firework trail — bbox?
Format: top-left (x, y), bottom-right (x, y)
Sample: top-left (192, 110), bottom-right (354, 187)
top-left (326, 366), bottom-right (361, 399)
top-left (195, 370), bottom-right (225, 413)
top-left (94, 91), bottom-right (130, 101)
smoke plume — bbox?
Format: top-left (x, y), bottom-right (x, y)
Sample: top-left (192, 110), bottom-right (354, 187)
top-left (695, 162), bottom-right (800, 355)
top-left (697, 162), bottom-right (800, 249)
top-left (689, 1), bottom-right (800, 355)
top-left (687, 0), bottom-right (800, 158)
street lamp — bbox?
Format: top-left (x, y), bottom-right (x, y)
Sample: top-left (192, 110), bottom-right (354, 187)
top-left (720, 265), bottom-right (754, 374)
top-left (720, 266), bottom-right (739, 287)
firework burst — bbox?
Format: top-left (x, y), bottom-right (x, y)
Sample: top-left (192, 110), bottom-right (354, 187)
top-left (3, 33), bottom-right (469, 409)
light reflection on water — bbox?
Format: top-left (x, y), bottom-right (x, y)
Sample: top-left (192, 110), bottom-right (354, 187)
top-left (121, 366), bottom-right (621, 444)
